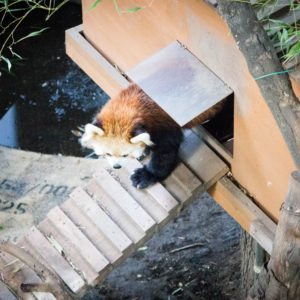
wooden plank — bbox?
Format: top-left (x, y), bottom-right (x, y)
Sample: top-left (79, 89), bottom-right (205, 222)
top-left (163, 162), bottom-right (202, 203)
top-left (127, 41), bottom-right (232, 126)
top-left (65, 25), bottom-right (129, 97)
top-left (179, 130), bottom-right (229, 185)
top-left (22, 226), bottom-right (85, 293)
top-left (110, 166), bottom-right (170, 223)
top-left (62, 187), bottom-right (132, 262)
top-left (209, 177), bottom-right (276, 254)
top-left (38, 207), bottom-right (109, 284)
top-left (85, 179), bottom-right (145, 243)
top-left (38, 218), bottom-right (98, 285)
top-left (192, 126), bottom-right (233, 164)
top-left (93, 169), bottom-right (156, 232)
top-left (0, 281), bottom-right (18, 300)
top-left (122, 159), bottom-right (179, 210)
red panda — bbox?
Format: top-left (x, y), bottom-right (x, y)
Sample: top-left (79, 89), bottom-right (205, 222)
top-left (80, 84), bottom-right (224, 189)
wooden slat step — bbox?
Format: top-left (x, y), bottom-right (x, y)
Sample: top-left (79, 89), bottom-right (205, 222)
top-left (62, 187), bottom-right (133, 263)
top-left (38, 207), bottom-right (109, 285)
top-left (163, 162), bottom-right (202, 203)
top-left (179, 130), bottom-right (229, 186)
top-left (85, 168), bottom-right (157, 243)
top-left (21, 226), bottom-right (85, 293)
top-left (122, 159), bottom-right (179, 211)
top-left (93, 169), bottom-right (157, 232)
top-left (127, 41), bottom-right (232, 126)
top-left (85, 179), bottom-right (145, 244)
top-left (109, 166), bottom-right (171, 224)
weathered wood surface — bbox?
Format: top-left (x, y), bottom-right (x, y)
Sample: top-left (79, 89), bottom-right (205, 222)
top-left (65, 25), bottom-right (129, 97)
top-left (210, 176), bottom-right (276, 255)
top-left (127, 41), bottom-right (232, 126)
top-left (248, 171), bottom-right (300, 299)
top-left (0, 146), bottom-right (107, 241)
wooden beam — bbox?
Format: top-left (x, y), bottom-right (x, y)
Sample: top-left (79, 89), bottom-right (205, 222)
top-left (65, 25), bottom-right (129, 97)
top-left (248, 171), bottom-right (300, 299)
top-left (209, 177), bottom-right (276, 254)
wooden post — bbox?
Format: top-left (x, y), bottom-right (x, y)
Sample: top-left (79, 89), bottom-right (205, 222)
top-left (248, 171), bottom-right (300, 299)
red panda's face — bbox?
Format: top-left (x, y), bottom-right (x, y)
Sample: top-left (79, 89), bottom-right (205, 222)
top-left (80, 124), bottom-right (153, 169)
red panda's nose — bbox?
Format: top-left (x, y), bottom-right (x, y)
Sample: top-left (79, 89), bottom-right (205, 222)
top-left (113, 164), bottom-right (122, 169)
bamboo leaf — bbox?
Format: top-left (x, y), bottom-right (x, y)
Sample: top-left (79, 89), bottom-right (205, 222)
top-left (10, 48), bottom-right (22, 59)
top-left (113, 0), bottom-right (121, 15)
top-left (284, 41), bottom-right (300, 62)
top-left (1, 55), bottom-right (12, 72)
top-left (15, 27), bottom-right (49, 44)
top-left (126, 6), bottom-right (142, 13)
top-left (88, 0), bottom-right (102, 10)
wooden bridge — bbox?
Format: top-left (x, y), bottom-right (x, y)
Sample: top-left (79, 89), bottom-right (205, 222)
top-left (0, 128), bottom-right (228, 299)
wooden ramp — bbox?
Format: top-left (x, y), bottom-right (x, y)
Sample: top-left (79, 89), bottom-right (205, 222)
top-left (0, 130), bottom-right (228, 299)
top-left (0, 35), bottom-right (234, 299)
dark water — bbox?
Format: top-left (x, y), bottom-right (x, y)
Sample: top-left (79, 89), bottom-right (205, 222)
top-left (0, 3), bottom-right (108, 156)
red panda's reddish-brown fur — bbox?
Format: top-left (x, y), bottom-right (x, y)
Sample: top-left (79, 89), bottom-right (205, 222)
top-left (96, 84), bottom-right (224, 137)
top-left (88, 83), bottom-right (225, 189)
top-left (96, 84), bottom-right (181, 141)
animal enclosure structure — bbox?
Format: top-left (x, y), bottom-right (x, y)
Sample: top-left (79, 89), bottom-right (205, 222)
top-left (2, 0), bottom-right (300, 299)
top-left (66, 0), bottom-right (291, 239)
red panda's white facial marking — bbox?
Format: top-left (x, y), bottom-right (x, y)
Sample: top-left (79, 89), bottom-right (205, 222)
top-left (80, 123), bottom-right (150, 168)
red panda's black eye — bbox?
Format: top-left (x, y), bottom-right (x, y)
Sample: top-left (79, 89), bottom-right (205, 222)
top-left (122, 154), bottom-right (128, 157)
top-left (106, 153), bottom-right (112, 157)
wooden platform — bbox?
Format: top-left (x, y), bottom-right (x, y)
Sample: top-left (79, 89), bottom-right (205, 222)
top-left (127, 41), bottom-right (232, 126)
top-left (0, 131), bottom-right (229, 299)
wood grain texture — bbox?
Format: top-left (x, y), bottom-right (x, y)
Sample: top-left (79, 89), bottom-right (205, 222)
top-left (93, 169), bottom-right (156, 232)
top-left (23, 226), bottom-right (85, 293)
top-left (38, 207), bottom-right (109, 285)
top-left (65, 25), bottom-right (129, 97)
top-left (210, 177), bottom-right (276, 254)
top-left (179, 130), bottom-right (228, 185)
top-left (85, 179), bottom-right (146, 243)
top-left (127, 41), bottom-right (232, 126)
top-left (110, 165), bottom-right (171, 223)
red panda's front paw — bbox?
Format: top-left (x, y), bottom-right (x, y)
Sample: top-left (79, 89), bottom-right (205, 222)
top-left (130, 167), bottom-right (157, 189)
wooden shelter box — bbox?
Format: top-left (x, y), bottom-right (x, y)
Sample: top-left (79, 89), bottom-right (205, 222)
top-left (66, 0), bottom-right (298, 242)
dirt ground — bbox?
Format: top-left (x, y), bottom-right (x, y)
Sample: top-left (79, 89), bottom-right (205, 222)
top-left (0, 2), bottom-right (242, 299)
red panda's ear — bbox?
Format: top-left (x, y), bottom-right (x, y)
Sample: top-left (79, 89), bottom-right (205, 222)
top-left (130, 132), bottom-right (154, 146)
top-left (130, 121), bottom-right (154, 146)
top-left (84, 123), bottom-right (105, 136)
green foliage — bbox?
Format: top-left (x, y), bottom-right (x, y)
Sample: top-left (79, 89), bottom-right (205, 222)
top-left (88, 0), bottom-right (143, 15)
top-left (0, 0), bottom-right (69, 72)
top-left (254, 1), bottom-right (300, 62)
